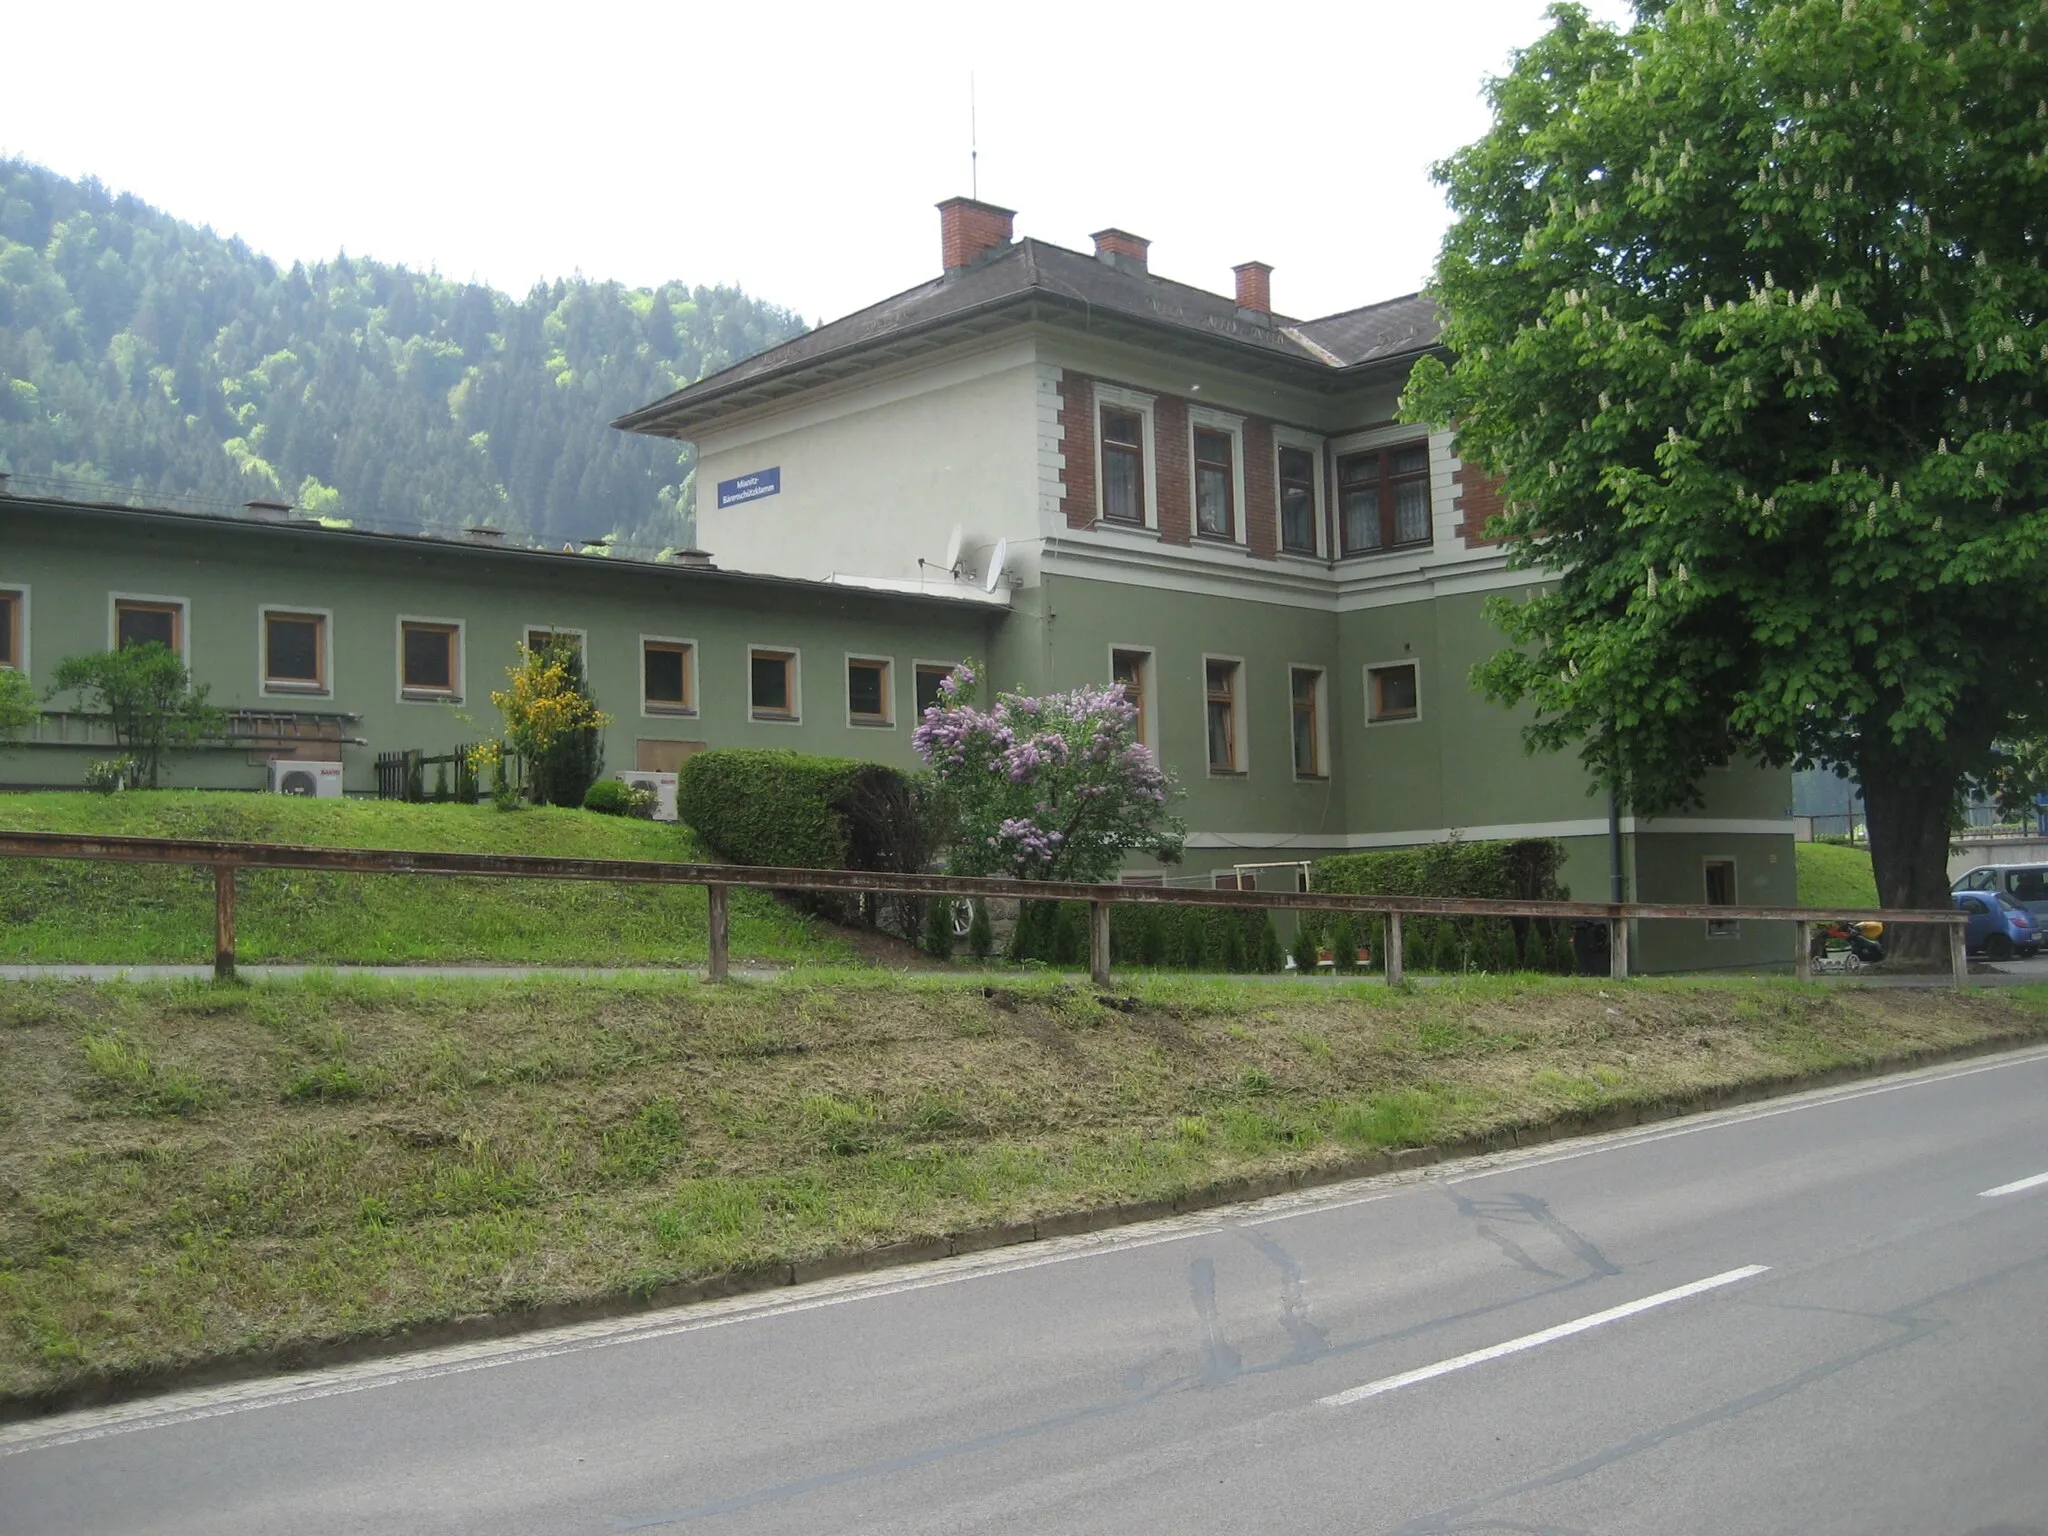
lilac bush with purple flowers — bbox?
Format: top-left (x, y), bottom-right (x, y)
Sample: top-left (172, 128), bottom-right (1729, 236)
top-left (913, 661), bottom-right (1183, 882)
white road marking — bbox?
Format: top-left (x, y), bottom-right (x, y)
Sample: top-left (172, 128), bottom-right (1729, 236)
top-left (1319, 1265), bottom-right (1771, 1408)
top-left (1980, 1171), bottom-right (2048, 1198)
top-left (7, 1044), bottom-right (2042, 1457)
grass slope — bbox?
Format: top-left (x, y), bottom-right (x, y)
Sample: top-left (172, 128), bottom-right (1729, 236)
top-left (1795, 841), bottom-right (1881, 909)
top-left (0, 794), bottom-right (841, 965)
top-left (1, 970), bottom-right (2042, 1402)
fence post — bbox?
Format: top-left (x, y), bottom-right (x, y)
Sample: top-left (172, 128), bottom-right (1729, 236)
top-left (1609, 915), bottom-right (1629, 980)
top-left (706, 883), bottom-right (730, 983)
top-left (1795, 921), bottom-right (1812, 983)
top-left (1089, 900), bottom-right (1112, 987)
top-left (1385, 911), bottom-right (1404, 986)
top-left (1949, 916), bottom-right (1968, 991)
top-left (213, 864), bottom-right (237, 981)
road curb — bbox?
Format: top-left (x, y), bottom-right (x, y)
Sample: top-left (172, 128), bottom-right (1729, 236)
top-left (6, 1024), bottom-right (2044, 1423)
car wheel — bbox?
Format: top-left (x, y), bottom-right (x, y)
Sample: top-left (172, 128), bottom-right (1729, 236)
top-left (1985, 933), bottom-right (2015, 962)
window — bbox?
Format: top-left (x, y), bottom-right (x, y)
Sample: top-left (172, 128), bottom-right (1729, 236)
top-left (642, 639), bottom-right (695, 715)
top-left (1279, 447), bottom-right (1317, 555)
top-left (1366, 661), bottom-right (1419, 723)
top-left (400, 620), bottom-right (461, 699)
top-left (1111, 648), bottom-right (1152, 747)
top-left (847, 656), bottom-right (892, 726)
top-left (1101, 408), bottom-right (1146, 524)
top-left (914, 663), bottom-right (956, 716)
top-left (1338, 441), bottom-right (1432, 555)
top-left (1213, 872), bottom-right (1246, 891)
top-left (115, 599), bottom-right (182, 654)
top-left (1291, 667), bottom-right (1324, 777)
top-left (750, 647), bottom-right (797, 721)
top-left (0, 589), bottom-right (20, 670)
top-left (2007, 869), bottom-right (2048, 905)
top-left (525, 627), bottom-right (585, 664)
top-left (263, 610), bottom-right (327, 693)
top-left (1704, 857), bottom-right (1739, 938)
top-left (1193, 429), bottom-right (1235, 539)
top-left (1205, 658), bottom-right (1241, 773)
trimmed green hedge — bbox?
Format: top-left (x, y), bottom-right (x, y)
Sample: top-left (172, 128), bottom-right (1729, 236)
top-left (679, 750), bottom-right (862, 869)
top-left (1305, 838), bottom-right (1577, 975)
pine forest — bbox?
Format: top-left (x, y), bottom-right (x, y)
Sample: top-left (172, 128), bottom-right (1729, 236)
top-left (0, 158), bottom-right (807, 553)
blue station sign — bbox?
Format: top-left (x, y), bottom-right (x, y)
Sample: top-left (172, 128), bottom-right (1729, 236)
top-left (716, 467), bottom-right (781, 508)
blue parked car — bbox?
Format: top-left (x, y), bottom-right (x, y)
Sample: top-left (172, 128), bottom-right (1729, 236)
top-left (1952, 890), bottom-right (2041, 961)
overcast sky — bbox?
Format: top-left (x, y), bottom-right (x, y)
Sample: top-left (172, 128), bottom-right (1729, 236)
top-left (3, 0), bottom-right (1634, 325)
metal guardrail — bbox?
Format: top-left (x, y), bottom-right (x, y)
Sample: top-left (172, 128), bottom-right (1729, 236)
top-left (0, 830), bottom-right (1971, 987)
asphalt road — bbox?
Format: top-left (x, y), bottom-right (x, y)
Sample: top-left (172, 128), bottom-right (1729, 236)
top-left (8, 1047), bottom-right (2048, 1535)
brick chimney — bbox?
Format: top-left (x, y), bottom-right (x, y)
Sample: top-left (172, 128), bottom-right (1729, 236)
top-left (937, 197), bottom-right (1016, 271)
top-left (1233, 261), bottom-right (1273, 320)
top-left (1092, 228), bottom-right (1150, 274)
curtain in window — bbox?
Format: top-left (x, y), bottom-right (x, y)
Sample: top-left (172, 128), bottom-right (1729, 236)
top-left (1343, 485), bottom-right (1382, 552)
top-left (1394, 480), bottom-right (1430, 545)
top-left (1103, 445), bottom-right (1141, 522)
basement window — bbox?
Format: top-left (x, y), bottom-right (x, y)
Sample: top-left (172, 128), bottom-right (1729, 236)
top-left (750, 647), bottom-right (798, 722)
top-left (262, 610), bottom-right (328, 694)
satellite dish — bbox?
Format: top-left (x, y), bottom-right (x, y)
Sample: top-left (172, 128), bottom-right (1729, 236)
top-left (984, 538), bottom-right (1009, 594)
top-left (943, 524), bottom-right (966, 576)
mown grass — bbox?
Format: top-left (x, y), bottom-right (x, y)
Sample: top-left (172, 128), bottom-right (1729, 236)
top-left (0, 793), bottom-right (842, 965)
top-left (1, 969), bottom-right (2043, 1402)
top-left (1796, 841), bottom-right (1881, 909)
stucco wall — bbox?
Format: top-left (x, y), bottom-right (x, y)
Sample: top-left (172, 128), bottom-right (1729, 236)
top-left (692, 339), bottom-right (1045, 588)
top-left (0, 501), bottom-right (995, 794)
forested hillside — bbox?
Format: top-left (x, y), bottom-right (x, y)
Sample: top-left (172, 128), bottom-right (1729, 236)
top-left (0, 159), bottom-right (805, 550)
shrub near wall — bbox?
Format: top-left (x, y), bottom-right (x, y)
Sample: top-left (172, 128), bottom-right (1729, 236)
top-left (676, 749), bottom-right (935, 931)
top-left (1307, 839), bottom-right (1574, 974)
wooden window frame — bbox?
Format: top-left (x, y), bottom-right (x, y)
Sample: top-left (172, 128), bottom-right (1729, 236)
top-left (1277, 444), bottom-right (1320, 556)
top-left (397, 616), bottom-right (463, 703)
top-left (259, 606), bottom-right (331, 697)
top-left (1704, 856), bottom-right (1740, 938)
top-left (1203, 655), bottom-right (1244, 776)
top-left (1100, 406), bottom-right (1148, 526)
top-left (1290, 665), bottom-right (1326, 779)
top-left (1364, 660), bottom-right (1420, 725)
top-left (110, 594), bottom-right (188, 662)
top-left (1192, 427), bottom-right (1236, 541)
top-left (1110, 645), bottom-right (1155, 751)
top-left (846, 654), bottom-right (894, 728)
top-left (1337, 440), bottom-right (1433, 557)
top-left (640, 636), bottom-right (697, 718)
top-left (913, 661), bottom-right (958, 718)
top-left (1093, 384), bottom-right (1157, 528)
top-left (0, 584), bottom-right (25, 674)
top-left (747, 645), bottom-right (800, 724)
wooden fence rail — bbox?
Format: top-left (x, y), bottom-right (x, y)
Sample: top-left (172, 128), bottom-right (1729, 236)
top-left (0, 830), bottom-right (1970, 988)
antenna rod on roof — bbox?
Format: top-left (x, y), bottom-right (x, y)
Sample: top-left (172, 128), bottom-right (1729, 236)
top-left (970, 72), bottom-right (978, 201)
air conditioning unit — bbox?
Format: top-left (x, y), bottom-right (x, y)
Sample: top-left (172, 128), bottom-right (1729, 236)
top-left (617, 770), bottom-right (679, 821)
top-left (269, 760), bottom-right (344, 798)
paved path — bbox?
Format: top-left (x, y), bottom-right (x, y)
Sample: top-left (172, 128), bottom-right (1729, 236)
top-left (7, 1045), bottom-right (2048, 1534)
